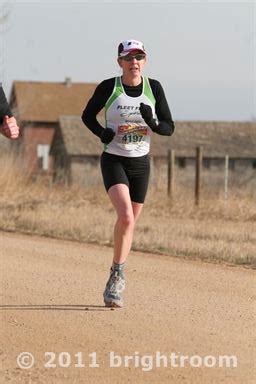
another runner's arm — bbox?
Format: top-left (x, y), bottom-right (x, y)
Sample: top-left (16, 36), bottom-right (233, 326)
top-left (148, 79), bottom-right (175, 136)
top-left (0, 86), bottom-right (13, 124)
top-left (81, 78), bottom-right (114, 138)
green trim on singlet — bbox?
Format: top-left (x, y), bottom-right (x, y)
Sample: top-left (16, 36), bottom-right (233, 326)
top-left (104, 78), bottom-right (122, 151)
top-left (116, 76), bottom-right (123, 92)
top-left (105, 76), bottom-right (155, 112)
top-left (104, 76), bottom-right (156, 126)
top-left (143, 77), bottom-right (156, 106)
top-left (118, 76), bottom-right (155, 105)
top-left (105, 77), bottom-right (123, 114)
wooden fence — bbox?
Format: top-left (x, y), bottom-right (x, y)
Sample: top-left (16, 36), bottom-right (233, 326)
top-left (165, 147), bottom-right (233, 205)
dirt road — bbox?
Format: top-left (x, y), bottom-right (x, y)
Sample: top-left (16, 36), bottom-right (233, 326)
top-left (0, 231), bottom-right (255, 383)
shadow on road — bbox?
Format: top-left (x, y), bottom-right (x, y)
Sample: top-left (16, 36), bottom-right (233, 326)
top-left (0, 304), bottom-right (113, 311)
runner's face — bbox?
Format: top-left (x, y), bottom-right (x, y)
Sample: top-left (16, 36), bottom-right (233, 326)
top-left (117, 50), bottom-right (146, 77)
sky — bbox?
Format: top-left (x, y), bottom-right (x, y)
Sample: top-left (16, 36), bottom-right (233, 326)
top-left (0, 0), bottom-right (255, 121)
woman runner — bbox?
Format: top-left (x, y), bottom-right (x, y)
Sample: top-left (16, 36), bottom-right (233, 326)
top-left (82, 39), bottom-right (175, 307)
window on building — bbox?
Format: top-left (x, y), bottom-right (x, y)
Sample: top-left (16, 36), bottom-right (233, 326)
top-left (203, 158), bottom-right (211, 169)
top-left (37, 144), bottom-right (50, 170)
top-left (252, 160), bottom-right (256, 169)
top-left (229, 159), bottom-right (235, 170)
top-left (177, 158), bottom-right (186, 168)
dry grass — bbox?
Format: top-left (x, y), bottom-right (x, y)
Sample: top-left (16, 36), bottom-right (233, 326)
top-left (0, 153), bottom-right (255, 268)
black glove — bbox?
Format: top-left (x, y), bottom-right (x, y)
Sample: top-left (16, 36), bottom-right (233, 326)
top-left (100, 128), bottom-right (115, 144)
top-left (139, 103), bottom-right (158, 132)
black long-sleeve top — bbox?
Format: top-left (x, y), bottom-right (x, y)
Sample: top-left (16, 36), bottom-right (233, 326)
top-left (0, 86), bottom-right (12, 124)
top-left (81, 77), bottom-right (175, 138)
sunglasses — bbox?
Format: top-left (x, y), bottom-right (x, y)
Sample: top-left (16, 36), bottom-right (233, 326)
top-left (120, 54), bottom-right (146, 62)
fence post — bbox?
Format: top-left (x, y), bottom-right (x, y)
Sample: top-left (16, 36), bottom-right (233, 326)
top-left (195, 146), bottom-right (203, 205)
top-left (150, 155), bottom-right (154, 187)
top-left (224, 154), bottom-right (229, 200)
top-left (167, 149), bottom-right (175, 198)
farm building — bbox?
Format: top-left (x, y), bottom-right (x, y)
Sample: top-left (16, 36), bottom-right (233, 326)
top-left (8, 79), bottom-right (98, 176)
top-left (50, 116), bottom-right (256, 186)
top-left (6, 79), bottom-right (255, 186)
top-left (50, 115), bottom-right (102, 185)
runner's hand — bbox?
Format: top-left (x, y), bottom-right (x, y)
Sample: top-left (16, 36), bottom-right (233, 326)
top-left (101, 128), bottom-right (115, 144)
top-left (139, 103), bottom-right (153, 122)
top-left (139, 103), bottom-right (158, 132)
top-left (1, 116), bottom-right (19, 139)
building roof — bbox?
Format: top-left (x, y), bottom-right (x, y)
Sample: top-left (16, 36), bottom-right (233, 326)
top-left (52, 115), bottom-right (103, 156)
top-left (53, 116), bottom-right (256, 158)
top-left (167, 121), bottom-right (256, 158)
top-left (9, 80), bottom-right (97, 123)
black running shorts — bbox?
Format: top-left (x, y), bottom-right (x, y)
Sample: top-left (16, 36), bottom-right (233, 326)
top-left (100, 152), bottom-right (150, 203)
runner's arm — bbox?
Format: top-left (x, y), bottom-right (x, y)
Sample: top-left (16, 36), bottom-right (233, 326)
top-left (148, 79), bottom-right (175, 136)
top-left (0, 86), bottom-right (13, 124)
top-left (81, 78), bottom-right (115, 138)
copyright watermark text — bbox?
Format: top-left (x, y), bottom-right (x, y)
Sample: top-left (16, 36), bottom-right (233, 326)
top-left (16, 351), bottom-right (238, 371)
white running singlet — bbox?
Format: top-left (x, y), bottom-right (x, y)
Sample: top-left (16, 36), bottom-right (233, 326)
top-left (104, 76), bottom-right (156, 157)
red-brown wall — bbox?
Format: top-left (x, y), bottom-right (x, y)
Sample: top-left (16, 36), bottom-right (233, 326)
top-left (21, 123), bottom-right (56, 175)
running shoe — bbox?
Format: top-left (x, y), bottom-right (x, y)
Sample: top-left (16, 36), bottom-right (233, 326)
top-left (103, 268), bottom-right (125, 308)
